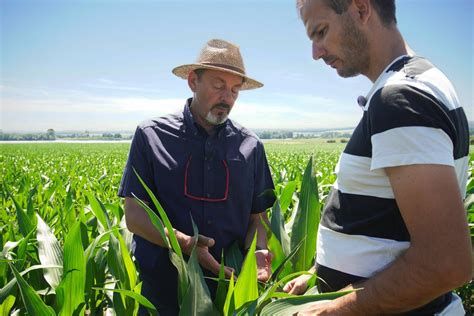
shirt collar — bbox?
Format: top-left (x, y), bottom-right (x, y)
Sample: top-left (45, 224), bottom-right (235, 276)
top-left (183, 98), bottom-right (231, 138)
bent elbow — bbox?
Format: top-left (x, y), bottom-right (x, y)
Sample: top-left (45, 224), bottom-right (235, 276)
top-left (439, 251), bottom-right (473, 289)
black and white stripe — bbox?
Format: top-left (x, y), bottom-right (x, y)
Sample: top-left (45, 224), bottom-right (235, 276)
top-left (316, 56), bottom-right (469, 314)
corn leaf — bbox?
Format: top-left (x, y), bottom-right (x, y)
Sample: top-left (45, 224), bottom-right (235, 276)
top-left (8, 263), bottom-right (55, 316)
top-left (169, 251), bottom-right (189, 307)
top-left (0, 264), bottom-right (62, 303)
top-left (56, 222), bottom-right (86, 316)
top-left (261, 216), bottom-right (290, 278)
top-left (133, 169), bottom-right (183, 259)
top-left (86, 193), bottom-right (111, 231)
top-left (279, 180), bottom-right (297, 216)
top-left (257, 270), bottom-right (312, 309)
top-left (132, 193), bottom-right (169, 249)
top-left (11, 195), bottom-right (34, 238)
top-left (270, 239), bottom-right (304, 283)
top-left (260, 290), bottom-right (354, 316)
top-left (213, 252), bottom-right (227, 313)
top-left (234, 233), bottom-right (258, 310)
top-left (233, 299), bottom-right (257, 316)
top-left (0, 294), bottom-right (15, 316)
top-left (92, 287), bottom-right (158, 316)
top-left (223, 272), bottom-right (235, 316)
top-left (225, 241), bottom-right (243, 275)
top-left (178, 237), bottom-right (217, 315)
top-left (36, 213), bottom-right (63, 289)
top-left (270, 201), bottom-right (291, 256)
top-left (290, 157), bottom-right (320, 272)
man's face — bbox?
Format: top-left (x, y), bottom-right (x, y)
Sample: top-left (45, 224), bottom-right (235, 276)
top-left (188, 69), bottom-right (243, 126)
top-left (301, 0), bottom-right (370, 78)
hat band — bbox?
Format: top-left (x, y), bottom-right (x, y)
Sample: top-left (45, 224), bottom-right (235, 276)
top-left (200, 62), bottom-right (245, 75)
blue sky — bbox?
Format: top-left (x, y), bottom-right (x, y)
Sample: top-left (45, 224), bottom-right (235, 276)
top-left (1, 0), bottom-right (473, 132)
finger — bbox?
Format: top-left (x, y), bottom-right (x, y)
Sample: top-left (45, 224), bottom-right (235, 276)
top-left (283, 282), bottom-right (293, 293)
top-left (197, 234), bottom-right (215, 247)
top-left (224, 266), bottom-right (235, 279)
top-left (289, 285), bottom-right (300, 295)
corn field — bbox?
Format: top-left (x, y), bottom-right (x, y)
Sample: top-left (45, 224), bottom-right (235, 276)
top-left (1, 141), bottom-right (473, 315)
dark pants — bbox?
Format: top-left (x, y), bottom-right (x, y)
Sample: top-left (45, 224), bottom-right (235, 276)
top-left (137, 269), bottom-right (179, 316)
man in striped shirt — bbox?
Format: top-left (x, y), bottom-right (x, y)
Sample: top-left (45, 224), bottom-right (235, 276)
top-left (284, 0), bottom-right (472, 314)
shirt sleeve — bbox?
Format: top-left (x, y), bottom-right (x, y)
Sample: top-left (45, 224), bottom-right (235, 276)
top-left (118, 126), bottom-right (154, 201)
top-left (368, 84), bottom-right (455, 171)
top-left (251, 140), bottom-right (276, 213)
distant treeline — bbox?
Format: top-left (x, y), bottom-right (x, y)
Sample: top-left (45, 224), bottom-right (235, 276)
top-left (0, 129), bottom-right (133, 141)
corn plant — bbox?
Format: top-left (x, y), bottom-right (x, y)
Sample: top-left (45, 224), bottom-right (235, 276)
top-left (0, 143), bottom-right (472, 315)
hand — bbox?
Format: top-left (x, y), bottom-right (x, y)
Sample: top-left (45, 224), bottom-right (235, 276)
top-left (283, 273), bottom-right (313, 295)
top-left (295, 300), bottom-right (332, 315)
top-left (255, 249), bottom-right (272, 282)
top-left (175, 231), bottom-right (234, 278)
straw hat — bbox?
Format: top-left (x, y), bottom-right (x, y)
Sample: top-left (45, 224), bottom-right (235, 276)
top-left (172, 39), bottom-right (263, 90)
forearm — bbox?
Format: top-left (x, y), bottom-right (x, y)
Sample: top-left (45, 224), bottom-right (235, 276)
top-left (244, 212), bottom-right (269, 249)
top-left (124, 197), bottom-right (192, 251)
top-left (329, 246), bottom-right (469, 315)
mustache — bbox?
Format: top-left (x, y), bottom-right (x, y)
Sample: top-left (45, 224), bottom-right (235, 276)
top-left (323, 55), bottom-right (338, 65)
top-left (212, 103), bottom-right (231, 110)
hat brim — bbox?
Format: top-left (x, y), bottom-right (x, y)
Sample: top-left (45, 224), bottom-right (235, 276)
top-left (172, 64), bottom-right (263, 90)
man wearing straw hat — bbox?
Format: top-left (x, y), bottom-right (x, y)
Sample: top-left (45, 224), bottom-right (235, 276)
top-left (118, 39), bottom-right (275, 315)
top-left (283, 0), bottom-right (471, 315)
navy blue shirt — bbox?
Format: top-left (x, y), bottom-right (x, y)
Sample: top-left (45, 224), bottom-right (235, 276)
top-left (118, 98), bottom-right (275, 304)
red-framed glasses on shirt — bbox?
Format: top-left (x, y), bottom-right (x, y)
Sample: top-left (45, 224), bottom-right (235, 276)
top-left (184, 155), bottom-right (229, 202)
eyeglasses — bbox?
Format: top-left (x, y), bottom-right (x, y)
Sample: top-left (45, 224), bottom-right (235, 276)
top-left (184, 155), bottom-right (229, 202)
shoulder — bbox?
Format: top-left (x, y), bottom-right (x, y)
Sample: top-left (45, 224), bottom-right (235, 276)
top-left (227, 119), bottom-right (263, 144)
top-left (371, 56), bottom-right (460, 111)
top-left (135, 111), bottom-right (184, 135)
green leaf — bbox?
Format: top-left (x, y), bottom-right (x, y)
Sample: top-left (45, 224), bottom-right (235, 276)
top-left (0, 264), bottom-right (62, 304)
top-left (133, 169), bottom-right (183, 259)
top-left (8, 263), bottom-right (56, 316)
top-left (92, 287), bottom-right (158, 316)
top-left (132, 194), bottom-right (169, 249)
top-left (0, 294), bottom-right (15, 316)
top-left (213, 252), bottom-right (227, 313)
top-left (169, 251), bottom-right (189, 306)
top-left (261, 216), bottom-right (290, 279)
top-left (225, 241), bottom-right (243, 275)
top-left (36, 213), bottom-right (63, 289)
top-left (234, 233), bottom-right (258, 310)
top-left (234, 299), bottom-right (257, 316)
top-left (86, 193), bottom-right (111, 231)
top-left (56, 222), bottom-right (86, 316)
top-left (271, 201), bottom-right (291, 256)
top-left (291, 157), bottom-right (320, 272)
top-left (11, 195), bottom-right (34, 238)
top-left (271, 239), bottom-right (304, 283)
top-left (260, 290), bottom-right (354, 316)
top-left (15, 229), bottom-right (35, 271)
top-left (279, 180), bottom-right (297, 215)
top-left (257, 271), bottom-right (311, 309)
top-left (179, 223), bottom-right (217, 316)
top-left (223, 272), bottom-right (235, 316)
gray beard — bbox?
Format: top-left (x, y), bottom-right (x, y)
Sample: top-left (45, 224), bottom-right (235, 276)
top-left (205, 111), bottom-right (228, 125)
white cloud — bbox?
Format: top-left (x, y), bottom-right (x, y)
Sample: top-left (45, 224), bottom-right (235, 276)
top-left (1, 85), bottom-right (363, 132)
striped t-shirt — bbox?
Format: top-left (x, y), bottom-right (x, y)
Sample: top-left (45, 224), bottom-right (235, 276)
top-left (316, 55), bottom-right (469, 314)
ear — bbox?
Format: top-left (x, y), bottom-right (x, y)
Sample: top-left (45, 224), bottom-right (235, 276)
top-left (188, 71), bottom-right (198, 92)
top-left (351, 0), bottom-right (371, 25)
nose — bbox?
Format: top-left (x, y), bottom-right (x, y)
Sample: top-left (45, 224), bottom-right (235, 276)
top-left (312, 41), bottom-right (326, 60)
top-left (221, 88), bottom-right (237, 105)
